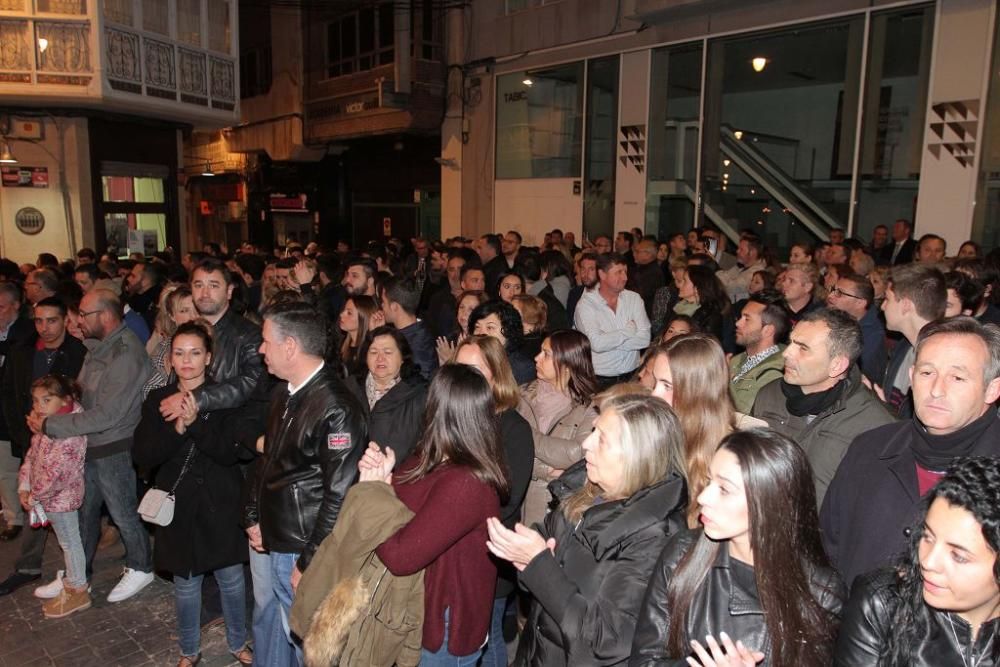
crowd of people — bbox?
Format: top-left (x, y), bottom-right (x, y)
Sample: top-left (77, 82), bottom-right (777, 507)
top-left (0, 218), bottom-right (997, 667)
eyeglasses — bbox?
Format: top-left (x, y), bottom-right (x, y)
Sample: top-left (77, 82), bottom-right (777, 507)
top-left (829, 287), bottom-right (864, 300)
top-left (78, 309), bottom-right (103, 318)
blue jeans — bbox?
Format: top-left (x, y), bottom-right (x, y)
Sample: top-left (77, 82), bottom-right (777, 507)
top-left (421, 607), bottom-right (483, 666)
top-left (48, 510), bottom-right (87, 589)
top-left (174, 563), bottom-right (247, 657)
top-left (249, 546), bottom-right (278, 666)
top-left (478, 596), bottom-right (510, 667)
top-left (266, 551), bottom-right (302, 666)
top-left (79, 450), bottom-right (152, 575)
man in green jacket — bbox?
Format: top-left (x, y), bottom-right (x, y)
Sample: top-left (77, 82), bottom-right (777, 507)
top-left (729, 290), bottom-right (788, 414)
top-left (752, 308), bottom-right (893, 505)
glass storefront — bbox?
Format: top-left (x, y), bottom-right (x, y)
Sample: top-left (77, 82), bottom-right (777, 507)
top-left (583, 56), bottom-right (619, 241)
top-left (973, 4), bottom-right (1000, 251)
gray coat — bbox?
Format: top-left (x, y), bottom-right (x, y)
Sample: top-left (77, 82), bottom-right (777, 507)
top-left (751, 365), bottom-right (893, 505)
top-left (45, 322), bottom-right (151, 451)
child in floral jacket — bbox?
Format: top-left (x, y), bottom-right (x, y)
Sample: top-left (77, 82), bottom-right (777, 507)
top-left (18, 374), bottom-right (89, 618)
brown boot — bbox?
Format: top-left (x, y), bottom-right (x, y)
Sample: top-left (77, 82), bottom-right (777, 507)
top-left (42, 584), bottom-right (92, 619)
top-left (98, 523), bottom-right (119, 550)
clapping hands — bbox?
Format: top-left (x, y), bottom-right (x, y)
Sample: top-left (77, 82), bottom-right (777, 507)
top-left (358, 442), bottom-right (395, 484)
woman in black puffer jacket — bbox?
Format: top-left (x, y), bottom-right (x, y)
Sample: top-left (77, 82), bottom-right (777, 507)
top-left (487, 393), bottom-right (688, 666)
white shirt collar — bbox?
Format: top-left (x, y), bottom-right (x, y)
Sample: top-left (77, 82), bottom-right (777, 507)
top-left (288, 361), bottom-right (325, 396)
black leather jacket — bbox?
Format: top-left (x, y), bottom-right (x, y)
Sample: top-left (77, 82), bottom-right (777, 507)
top-left (834, 568), bottom-right (999, 666)
top-left (630, 530), bottom-right (846, 666)
top-left (513, 468), bottom-right (687, 667)
top-left (244, 365), bottom-right (367, 571)
top-left (193, 307), bottom-right (264, 411)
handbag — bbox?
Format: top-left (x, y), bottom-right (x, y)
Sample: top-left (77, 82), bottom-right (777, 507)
top-left (138, 442), bottom-right (197, 526)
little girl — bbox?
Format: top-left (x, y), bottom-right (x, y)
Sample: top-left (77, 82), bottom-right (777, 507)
top-left (18, 374), bottom-right (90, 619)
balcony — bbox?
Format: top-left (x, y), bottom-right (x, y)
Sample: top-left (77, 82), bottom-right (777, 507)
top-left (0, 0), bottom-right (238, 127)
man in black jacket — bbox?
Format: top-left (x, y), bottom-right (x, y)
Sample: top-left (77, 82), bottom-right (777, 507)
top-left (0, 282), bottom-right (34, 541)
top-left (380, 276), bottom-right (438, 380)
top-left (0, 297), bottom-right (87, 594)
top-left (821, 316), bottom-right (1000, 587)
top-left (245, 301), bottom-right (366, 663)
top-left (159, 258), bottom-right (264, 420)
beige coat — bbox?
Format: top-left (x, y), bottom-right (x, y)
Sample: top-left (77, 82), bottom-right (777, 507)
top-left (517, 382), bottom-right (598, 527)
top-left (291, 482), bottom-right (424, 667)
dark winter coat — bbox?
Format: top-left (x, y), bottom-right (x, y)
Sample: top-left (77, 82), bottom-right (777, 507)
top-left (513, 468), bottom-right (687, 666)
top-left (346, 374), bottom-right (428, 463)
top-left (133, 383), bottom-right (251, 576)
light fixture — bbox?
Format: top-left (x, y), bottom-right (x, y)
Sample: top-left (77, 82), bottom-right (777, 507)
top-left (734, 130), bottom-right (743, 140)
top-left (201, 160), bottom-right (214, 176)
top-left (751, 57), bottom-right (768, 73)
top-left (723, 173), bottom-right (730, 180)
top-left (0, 142), bottom-right (17, 164)
top-left (723, 159), bottom-right (731, 167)
top-left (522, 78), bottom-right (533, 86)
top-left (37, 38), bottom-right (48, 53)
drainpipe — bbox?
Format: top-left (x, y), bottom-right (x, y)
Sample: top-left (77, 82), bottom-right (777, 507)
top-left (394, 0), bottom-right (411, 95)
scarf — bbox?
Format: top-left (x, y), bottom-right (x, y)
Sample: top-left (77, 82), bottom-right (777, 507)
top-left (732, 345), bottom-right (780, 383)
top-left (365, 372), bottom-right (400, 409)
top-left (910, 406), bottom-right (997, 471)
top-left (780, 378), bottom-right (847, 418)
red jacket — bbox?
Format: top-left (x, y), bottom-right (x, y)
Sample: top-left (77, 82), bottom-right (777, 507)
top-left (376, 457), bottom-right (500, 655)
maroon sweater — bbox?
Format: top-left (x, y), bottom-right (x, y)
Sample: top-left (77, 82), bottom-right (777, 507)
top-left (376, 458), bottom-right (500, 655)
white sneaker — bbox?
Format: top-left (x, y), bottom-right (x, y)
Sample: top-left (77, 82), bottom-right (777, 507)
top-left (34, 570), bottom-right (64, 599)
top-left (107, 568), bottom-right (153, 603)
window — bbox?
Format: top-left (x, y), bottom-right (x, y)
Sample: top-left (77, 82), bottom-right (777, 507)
top-left (496, 62), bottom-right (585, 179)
top-left (583, 56), bottom-right (620, 241)
top-left (102, 0), bottom-right (132, 26)
top-left (144, 0), bottom-right (168, 35)
top-left (208, 0), bottom-right (231, 53)
top-left (101, 172), bottom-right (168, 257)
top-left (36, 0), bottom-right (86, 14)
top-left (326, 2), bottom-right (394, 79)
top-left (240, 45), bottom-right (271, 98)
top-left (506, 0), bottom-right (533, 13)
top-left (419, 0), bottom-right (442, 61)
top-left (177, 0), bottom-right (201, 46)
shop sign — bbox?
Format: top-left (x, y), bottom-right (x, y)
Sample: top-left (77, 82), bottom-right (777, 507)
top-left (14, 207), bottom-right (44, 235)
top-left (1, 166), bottom-right (48, 188)
top-left (270, 193), bottom-right (308, 212)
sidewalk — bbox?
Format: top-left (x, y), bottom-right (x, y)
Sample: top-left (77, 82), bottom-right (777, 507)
top-left (0, 526), bottom-right (244, 666)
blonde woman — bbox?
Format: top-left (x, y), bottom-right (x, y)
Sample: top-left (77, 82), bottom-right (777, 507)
top-left (511, 294), bottom-right (548, 361)
top-left (487, 393), bottom-right (687, 666)
top-left (648, 334), bottom-right (766, 527)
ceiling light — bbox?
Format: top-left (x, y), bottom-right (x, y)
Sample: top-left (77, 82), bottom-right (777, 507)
top-left (734, 130), bottom-right (743, 140)
top-left (201, 160), bottom-right (214, 176)
top-left (723, 159), bottom-right (731, 167)
top-left (751, 57), bottom-right (768, 73)
top-left (0, 142), bottom-right (17, 164)
top-left (522, 78), bottom-right (533, 86)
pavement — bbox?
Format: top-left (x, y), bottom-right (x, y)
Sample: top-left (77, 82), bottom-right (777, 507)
top-left (0, 525), bottom-right (247, 667)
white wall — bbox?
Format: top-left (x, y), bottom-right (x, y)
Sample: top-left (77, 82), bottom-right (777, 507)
top-left (0, 116), bottom-right (90, 264)
top-left (494, 178), bottom-right (583, 245)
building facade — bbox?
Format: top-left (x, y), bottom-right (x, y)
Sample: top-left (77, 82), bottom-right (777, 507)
top-left (0, 0), bottom-right (239, 263)
top-left (451, 0), bottom-right (1000, 254)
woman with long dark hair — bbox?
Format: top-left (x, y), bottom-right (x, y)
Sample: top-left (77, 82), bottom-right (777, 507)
top-left (133, 321), bottom-right (252, 666)
top-left (358, 364), bottom-right (511, 665)
top-left (488, 393), bottom-right (688, 666)
top-left (672, 265), bottom-right (730, 344)
top-left (631, 429), bottom-right (844, 667)
top-left (469, 300), bottom-right (536, 384)
top-left (517, 329), bottom-right (599, 526)
top-left (337, 294), bottom-right (378, 377)
top-left (834, 456), bottom-right (1000, 666)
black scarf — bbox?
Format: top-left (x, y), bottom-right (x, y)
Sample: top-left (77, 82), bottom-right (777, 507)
top-left (910, 406), bottom-right (998, 471)
top-left (780, 378), bottom-right (847, 418)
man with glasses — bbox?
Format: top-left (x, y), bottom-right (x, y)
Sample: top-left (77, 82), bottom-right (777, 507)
top-left (751, 308), bottom-right (892, 504)
top-left (826, 272), bottom-right (887, 385)
top-left (25, 289), bottom-right (154, 603)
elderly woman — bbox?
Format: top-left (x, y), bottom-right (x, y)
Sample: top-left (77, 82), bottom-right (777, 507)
top-left (347, 325), bottom-right (427, 463)
top-left (516, 329), bottom-right (599, 526)
top-left (487, 393), bottom-right (688, 666)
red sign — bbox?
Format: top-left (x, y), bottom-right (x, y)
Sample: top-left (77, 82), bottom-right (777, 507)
top-left (270, 193), bottom-right (308, 212)
top-left (1, 166), bottom-right (48, 188)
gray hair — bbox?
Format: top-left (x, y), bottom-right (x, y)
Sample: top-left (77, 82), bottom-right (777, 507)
top-left (263, 301), bottom-right (328, 358)
top-left (799, 307), bottom-right (862, 364)
top-left (916, 316), bottom-right (1000, 385)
